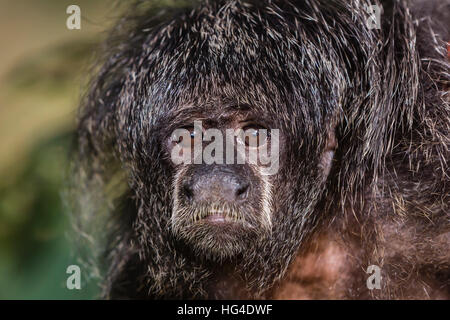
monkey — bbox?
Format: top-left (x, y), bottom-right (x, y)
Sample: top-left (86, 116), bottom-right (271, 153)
top-left (70, 0), bottom-right (450, 299)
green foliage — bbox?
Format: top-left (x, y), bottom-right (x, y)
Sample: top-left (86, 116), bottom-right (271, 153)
top-left (0, 132), bottom-right (99, 299)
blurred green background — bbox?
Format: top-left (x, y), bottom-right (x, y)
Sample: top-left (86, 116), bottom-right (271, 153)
top-left (0, 0), bottom-right (122, 299)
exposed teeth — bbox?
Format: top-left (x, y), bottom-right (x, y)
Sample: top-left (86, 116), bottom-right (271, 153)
top-left (191, 205), bottom-right (242, 222)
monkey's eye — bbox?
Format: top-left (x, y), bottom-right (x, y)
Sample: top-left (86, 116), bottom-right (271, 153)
top-left (241, 125), bottom-right (269, 148)
top-left (175, 126), bottom-right (201, 149)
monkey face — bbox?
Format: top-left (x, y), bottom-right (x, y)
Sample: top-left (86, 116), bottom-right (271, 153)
top-left (157, 100), bottom-right (337, 261)
top-left (165, 113), bottom-right (278, 259)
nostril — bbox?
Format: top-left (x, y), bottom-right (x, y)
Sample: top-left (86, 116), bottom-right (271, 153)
top-left (235, 183), bottom-right (249, 200)
top-left (182, 183), bottom-right (194, 202)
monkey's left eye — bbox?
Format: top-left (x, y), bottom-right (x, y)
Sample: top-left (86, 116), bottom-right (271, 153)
top-left (241, 125), bottom-right (270, 148)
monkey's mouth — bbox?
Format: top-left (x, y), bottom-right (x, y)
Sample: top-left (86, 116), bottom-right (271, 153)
top-left (171, 204), bottom-right (264, 258)
top-left (171, 203), bottom-right (260, 246)
top-left (194, 209), bottom-right (242, 224)
top-left (203, 213), bottom-right (226, 223)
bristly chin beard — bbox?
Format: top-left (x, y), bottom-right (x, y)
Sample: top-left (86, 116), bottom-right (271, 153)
top-left (171, 204), bottom-right (267, 260)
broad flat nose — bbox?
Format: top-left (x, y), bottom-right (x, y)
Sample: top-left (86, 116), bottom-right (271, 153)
top-left (182, 169), bottom-right (250, 203)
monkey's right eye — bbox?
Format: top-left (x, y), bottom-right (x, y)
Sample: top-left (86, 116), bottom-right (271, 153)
top-left (173, 126), bottom-right (200, 149)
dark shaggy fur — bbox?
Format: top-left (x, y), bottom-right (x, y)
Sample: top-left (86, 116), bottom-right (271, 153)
top-left (70, 0), bottom-right (450, 299)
